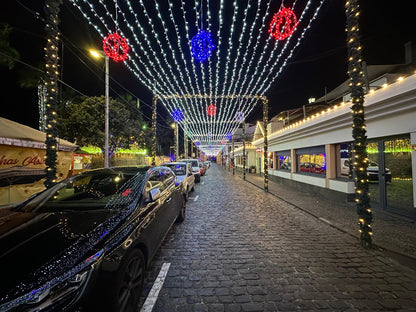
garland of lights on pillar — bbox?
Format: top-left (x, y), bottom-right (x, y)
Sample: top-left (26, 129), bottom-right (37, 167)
top-left (43, 0), bottom-right (62, 188)
top-left (346, 0), bottom-right (373, 246)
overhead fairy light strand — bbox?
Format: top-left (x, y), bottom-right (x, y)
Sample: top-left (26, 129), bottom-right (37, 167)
top-left (69, 0), bottom-right (324, 155)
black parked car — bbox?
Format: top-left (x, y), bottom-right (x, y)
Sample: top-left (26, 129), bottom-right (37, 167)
top-left (0, 166), bottom-right (186, 312)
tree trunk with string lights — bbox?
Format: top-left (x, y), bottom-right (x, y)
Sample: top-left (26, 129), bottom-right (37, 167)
top-left (345, 0), bottom-right (373, 247)
top-left (43, 0), bottom-right (62, 188)
top-left (151, 95), bottom-right (157, 166)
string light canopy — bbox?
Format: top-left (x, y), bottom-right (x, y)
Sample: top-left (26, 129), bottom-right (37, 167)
top-left (70, 0), bottom-right (325, 156)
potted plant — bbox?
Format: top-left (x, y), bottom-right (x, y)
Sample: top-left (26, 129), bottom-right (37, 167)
top-left (249, 165), bottom-right (256, 173)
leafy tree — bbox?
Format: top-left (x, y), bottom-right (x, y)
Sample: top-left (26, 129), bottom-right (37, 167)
top-left (57, 95), bottom-right (150, 156)
top-left (0, 23), bottom-right (20, 69)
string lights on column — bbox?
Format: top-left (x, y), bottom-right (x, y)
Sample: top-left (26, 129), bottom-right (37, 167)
top-left (43, 0), bottom-right (62, 188)
top-left (345, 0), bottom-right (373, 247)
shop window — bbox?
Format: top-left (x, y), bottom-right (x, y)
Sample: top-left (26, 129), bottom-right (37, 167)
top-left (277, 151), bottom-right (291, 171)
top-left (276, 151), bottom-right (292, 171)
top-left (337, 142), bottom-right (352, 178)
top-left (296, 146), bottom-right (326, 176)
top-left (267, 152), bottom-right (274, 169)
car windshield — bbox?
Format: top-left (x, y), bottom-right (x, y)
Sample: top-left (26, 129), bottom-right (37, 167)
top-left (188, 160), bottom-right (198, 167)
top-left (165, 164), bottom-right (186, 176)
top-left (15, 168), bottom-right (147, 213)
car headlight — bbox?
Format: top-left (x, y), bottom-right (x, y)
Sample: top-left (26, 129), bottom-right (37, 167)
top-left (26, 289), bottom-right (51, 304)
top-left (68, 270), bottom-right (89, 284)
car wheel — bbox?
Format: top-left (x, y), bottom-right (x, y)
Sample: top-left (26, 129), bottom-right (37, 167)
top-left (100, 249), bottom-right (145, 312)
top-left (176, 198), bottom-right (186, 223)
top-left (190, 185), bottom-right (195, 192)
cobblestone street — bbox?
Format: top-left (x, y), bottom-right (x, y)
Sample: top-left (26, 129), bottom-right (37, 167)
top-left (139, 164), bottom-right (416, 312)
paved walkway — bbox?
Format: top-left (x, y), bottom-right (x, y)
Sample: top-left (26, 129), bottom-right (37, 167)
top-left (139, 163), bottom-right (416, 311)
top-left (229, 166), bottom-right (416, 267)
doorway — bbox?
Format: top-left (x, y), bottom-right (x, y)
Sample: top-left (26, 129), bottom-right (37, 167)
top-left (367, 136), bottom-right (414, 217)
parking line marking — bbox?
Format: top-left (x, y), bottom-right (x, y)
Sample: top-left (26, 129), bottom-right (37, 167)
top-left (140, 262), bottom-right (171, 312)
top-left (193, 195), bottom-right (199, 202)
top-left (319, 217), bottom-right (332, 225)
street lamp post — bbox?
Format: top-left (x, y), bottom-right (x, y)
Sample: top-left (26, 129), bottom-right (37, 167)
top-left (90, 50), bottom-right (110, 168)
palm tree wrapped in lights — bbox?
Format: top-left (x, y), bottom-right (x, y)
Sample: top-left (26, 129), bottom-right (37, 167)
top-left (43, 0), bottom-right (62, 188)
top-left (345, 0), bottom-right (373, 247)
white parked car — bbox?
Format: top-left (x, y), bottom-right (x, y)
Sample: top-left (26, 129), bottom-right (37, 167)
top-left (181, 159), bottom-right (201, 183)
top-left (162, 162), bottom-right (195, 201)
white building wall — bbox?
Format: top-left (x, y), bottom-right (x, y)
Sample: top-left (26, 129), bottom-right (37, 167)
top-left (252, 74), bottom-right (416, 207)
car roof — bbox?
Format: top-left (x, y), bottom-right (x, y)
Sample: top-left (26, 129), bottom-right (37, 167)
top-left (162, 162), bottom-right (187, 165)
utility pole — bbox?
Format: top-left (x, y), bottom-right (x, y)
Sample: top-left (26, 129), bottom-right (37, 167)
top-left (263, 97), bottom-right (269, 192)
top-left (243, 122), bottom-right (246, 180)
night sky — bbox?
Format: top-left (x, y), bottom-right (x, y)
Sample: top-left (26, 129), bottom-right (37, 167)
top-left (1, 0), bottom-right (415, 130)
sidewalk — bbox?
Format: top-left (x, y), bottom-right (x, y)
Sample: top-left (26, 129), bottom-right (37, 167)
top-left (222, 166), bottom-right (416, 269)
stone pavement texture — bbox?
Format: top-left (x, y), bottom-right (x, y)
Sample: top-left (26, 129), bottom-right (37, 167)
top-left (139, 163), bottom-right (416, 312)
top-left (237, 167), bottom-right (416, 264)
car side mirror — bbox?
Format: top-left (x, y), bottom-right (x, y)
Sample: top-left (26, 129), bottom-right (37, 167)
top-left (149, 188), bottom-right (161, 201)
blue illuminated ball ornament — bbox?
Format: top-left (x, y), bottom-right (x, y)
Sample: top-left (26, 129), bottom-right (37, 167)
top-left (196, 141), bottom-right (201, 146)
top-left (172, 108), bottom-right (184, 122)
top-left (191, 30), bottom-right (215, 62)
top-left (226, 132), bottom-right (232, 140)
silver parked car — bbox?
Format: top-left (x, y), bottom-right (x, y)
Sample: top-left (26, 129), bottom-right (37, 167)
top-left (181, 159), bottom-right (201, 183)
top-left (162, 162), bottom-right (195, 201)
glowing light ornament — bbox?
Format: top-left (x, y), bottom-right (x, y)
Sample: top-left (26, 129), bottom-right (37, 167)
top-left (207, 104), bottom-right (216, 116)
top-left (269, 7), bottom-right (298, 40)
top-left (235, 111), bottom-right (245, 122)
top-left (226, 132), bottom-right (232, 140)
top-left (103, 32), bottom-right (130, 62)
top-left (221, 140), bottom-right (226, 145)
top-left (172, 108), bottom-right (184, 122)
top-left (196, 141), bottom-right (201, 146)
top-left (191, 30), bottom-right (215, 62)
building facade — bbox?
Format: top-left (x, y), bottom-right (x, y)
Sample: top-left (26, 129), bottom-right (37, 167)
top-left (250, 74), bottom-right (416, 218)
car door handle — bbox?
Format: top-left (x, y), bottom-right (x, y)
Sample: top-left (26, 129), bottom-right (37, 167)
top-left (166, 197), bottom-right (172, 203)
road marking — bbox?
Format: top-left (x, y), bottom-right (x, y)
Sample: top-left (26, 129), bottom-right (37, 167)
top-left (140, 262), bottom-right (171, 312)
top-left (319, 217), bottom-right (332, 225)
top-left (201, 182), bottom-right (205, 185)
top-left (193, 195), bottom-right (199, 202)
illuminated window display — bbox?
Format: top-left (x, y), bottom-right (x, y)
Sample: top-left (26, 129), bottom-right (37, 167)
top-left (296, 146), bottom-right (326, 176)
top-left (277, 151), bottom-right (291, 170)
top-left (338, 142), bottom-right (352, 178)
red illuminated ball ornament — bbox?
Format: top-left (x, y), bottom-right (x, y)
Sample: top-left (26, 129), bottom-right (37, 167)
top-left (207, 104), bottom-right (216, 116)
top-left (269, 7), bottom-right (298, 40)
top-left (103, 32), bottom-right (130, 62)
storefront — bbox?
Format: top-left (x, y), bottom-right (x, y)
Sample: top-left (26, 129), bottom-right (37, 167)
top-left (252, 74), bottom-right (416, 217)
top-left (0, 117), bottom-right (78, 205)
